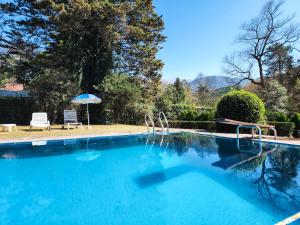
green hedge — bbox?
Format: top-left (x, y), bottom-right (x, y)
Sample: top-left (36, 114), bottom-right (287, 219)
top-left (169, 120), bottom-right (216, 131)
top-left (197, 110), bottom-right (215, 121)
top-left (168, 120), bottom-right (294, 137)
top-left (268, 122), bottom-right (295, 137)
top-left (167, 104), bottom-right (215, 121)
top-left (0, 97), bottom-right (35, 125)
top-left (266, 111), bottom-right (290, 122)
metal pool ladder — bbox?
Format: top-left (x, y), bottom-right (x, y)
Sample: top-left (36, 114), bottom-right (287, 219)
top-left (145, 113), bottom-right (155, 134)
top-left (158, 111), bottom-right (169, 134)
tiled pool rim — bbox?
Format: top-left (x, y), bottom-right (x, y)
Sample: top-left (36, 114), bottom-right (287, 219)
top-left (0, 129), bottom-right (300, 147)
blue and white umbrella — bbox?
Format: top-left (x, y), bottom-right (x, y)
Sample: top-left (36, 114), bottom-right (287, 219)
top-left (71, 94), bottom-right (101, 127)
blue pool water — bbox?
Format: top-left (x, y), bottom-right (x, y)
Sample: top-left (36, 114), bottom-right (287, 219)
top-left (0, 133), bottom-right (299, 225)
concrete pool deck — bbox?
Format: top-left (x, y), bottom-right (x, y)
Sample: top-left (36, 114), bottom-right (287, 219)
top-left (193, 130), bottom-right (300, 146)
top-left (0, 125), bottom-right (148, 144)
top-left (0, 126), bottom-right (300, 146)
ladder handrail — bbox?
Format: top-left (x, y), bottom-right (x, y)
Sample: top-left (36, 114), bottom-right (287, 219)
top-left (237, 125), bottom-right (262, 155)
top-left (158, 111), bottom-right (169, 133)
top-left (145, 114), bottom-right (155, 134)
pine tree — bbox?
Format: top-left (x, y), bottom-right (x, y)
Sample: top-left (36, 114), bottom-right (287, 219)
top-left (173, 78), bottom-right (186, 103)
top-left (0, 0), bottom-right (165, 101)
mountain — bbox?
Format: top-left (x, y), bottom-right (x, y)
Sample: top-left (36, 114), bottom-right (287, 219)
top-left (189, 74), bottom-right (246, 90)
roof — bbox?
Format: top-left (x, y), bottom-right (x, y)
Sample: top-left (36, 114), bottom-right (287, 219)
top-left (0, 83), bottom-right (29, 98)
top-left (1, 83), bottom-right (24, 91)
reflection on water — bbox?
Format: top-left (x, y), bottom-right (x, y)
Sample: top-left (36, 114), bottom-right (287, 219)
top-left (155, 133), bottom-right (300, 219)
top-left (253, 150), bottom-right (300, 214)
top-left (0, 135), bottom-right (148, 159)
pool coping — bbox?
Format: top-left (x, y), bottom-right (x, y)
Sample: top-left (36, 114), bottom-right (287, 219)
top-left (0, 131), bottom-right (150, 144)
top-left (0, 129), bottom-right (300, 146)
top-left (179, 130), bottom-right (300, 147)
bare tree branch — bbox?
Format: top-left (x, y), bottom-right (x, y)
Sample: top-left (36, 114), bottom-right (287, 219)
top-left (224, 0), bottom-right (300, 87)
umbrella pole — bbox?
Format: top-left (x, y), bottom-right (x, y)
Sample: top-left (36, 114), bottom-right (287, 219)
top-left (87, 103), bottom-right (90, 128)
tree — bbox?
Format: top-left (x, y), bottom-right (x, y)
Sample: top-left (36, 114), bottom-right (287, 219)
top-left (259, 80), bottom-right (288, 113)
top-left (155, 84), bottom-right (176, 115)
top-left (196, 84), bottom-right (212, 106)
top-left (155, 80), bottom-right (197, 120)
top-left (29, 68), bottom-right (80, 123)
top-left (265, 43), bottom-right (293, 81)
top-left (0, 0), bottom-right (165, 100)
top-left (181, 79), bottom-right (196, 104)
top-left (224, 0), bottom-right (300, 87)
top-left (289, 78), bottom-right (300, 112)
top-left (0, 58), bottom-right (10, 87)
top-left (117, 0), bottom-right (166, 103)
top-left (173, 78), bottom-right (186, 103)
top-left (98, 73), bottom-right (144, 124)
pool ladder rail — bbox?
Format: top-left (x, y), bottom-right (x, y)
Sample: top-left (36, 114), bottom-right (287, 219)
top-left (145, 112), bottom-right (169, 134)
top-left (158, 111), bottom-right (169, 134)
top-left (145, 113), bottom-right (155, 134)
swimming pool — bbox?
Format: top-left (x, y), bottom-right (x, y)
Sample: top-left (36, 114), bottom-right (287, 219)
top-left (0, 133), bottom-right (299, 225)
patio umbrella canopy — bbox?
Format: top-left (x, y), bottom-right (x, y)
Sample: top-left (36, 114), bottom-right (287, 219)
top-left (71, 94), bottom-right (101, 127)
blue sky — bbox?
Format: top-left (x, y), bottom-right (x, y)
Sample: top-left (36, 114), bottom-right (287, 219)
top-left (153, 0), bottom-right (300, 82)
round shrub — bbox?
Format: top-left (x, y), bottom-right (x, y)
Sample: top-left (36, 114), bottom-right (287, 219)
top-left (216, 90), bottom-right (265, 123)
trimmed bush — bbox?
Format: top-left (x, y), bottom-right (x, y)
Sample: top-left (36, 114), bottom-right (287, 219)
top-left (266, 111), bottom-right (289, 122)
top-left (269, 122), bottom-right (295, 137)
top-left (169, 104), bottom-right (215, 121)
top-left (169, 120), bottom-right (216, 131)
top-left (171, 104), bottom-right (198, 121)
top-left (216, 90), bottom-right (266, 123)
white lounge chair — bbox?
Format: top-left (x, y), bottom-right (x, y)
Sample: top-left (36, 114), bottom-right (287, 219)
top-left (30, 112), bottom-right (51, 131)
top-left (63, 110), bottom-right (82, 130)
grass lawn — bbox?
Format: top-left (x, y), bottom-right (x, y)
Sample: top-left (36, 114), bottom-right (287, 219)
top-left (0, 124), bottom-right (148, 142)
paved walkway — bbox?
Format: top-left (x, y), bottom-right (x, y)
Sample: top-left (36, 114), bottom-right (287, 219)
top-left (0, 131), bottom-right (148, 144)
top-left (195, 130), bottom-right (300, 146)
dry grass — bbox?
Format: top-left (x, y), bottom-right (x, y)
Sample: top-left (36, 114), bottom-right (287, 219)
top-left (0, 124), bottom-right (148, 142)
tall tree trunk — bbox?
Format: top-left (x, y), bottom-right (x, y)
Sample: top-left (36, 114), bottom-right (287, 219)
top-left (258, 59), bottom-right (265, 88)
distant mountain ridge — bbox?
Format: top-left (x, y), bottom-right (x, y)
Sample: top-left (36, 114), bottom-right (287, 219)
top-left (189, 75), bottom-right (245, 90)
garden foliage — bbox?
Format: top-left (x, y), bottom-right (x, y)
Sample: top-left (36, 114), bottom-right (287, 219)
top-left (99, 74), bottom-right (149, 124)
top-left (216, 90), bottom-right (266, 123)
